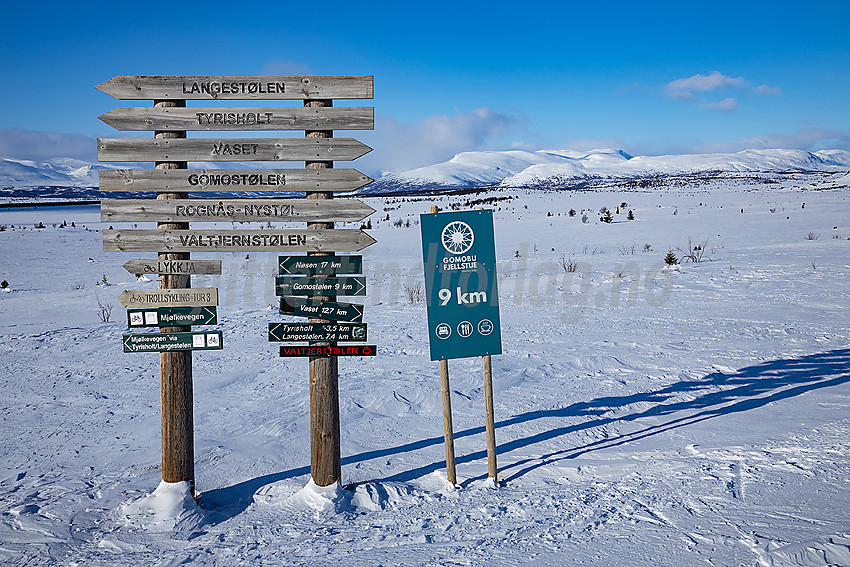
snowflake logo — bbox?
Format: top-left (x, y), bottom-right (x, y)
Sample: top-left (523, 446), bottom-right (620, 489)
top-left (441, 221), bottom-right (474, 254)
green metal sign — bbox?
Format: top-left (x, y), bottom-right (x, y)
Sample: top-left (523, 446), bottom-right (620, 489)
top-left (420, 209), bottom-right (501, 361)
top-left (275, 276), bottom-right (366, 296)
top-left (279, 297), bottom-right (364, 322)
top-left (127, 306), bottom-right (217, 327)
top-left (279, 255), bottom-right (362, 275)
top-left (268, 322), bottom-right (367, 342)
top-left (123, 331), bottom-right (223, 353)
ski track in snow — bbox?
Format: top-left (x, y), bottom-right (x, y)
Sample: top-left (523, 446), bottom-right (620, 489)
top-left (0, 174), bottom-right (849, 565)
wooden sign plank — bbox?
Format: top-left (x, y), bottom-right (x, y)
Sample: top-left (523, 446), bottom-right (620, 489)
top-left (122, 259), bottom-right (222, 275)
top-left (279, 255), bottom-right (362, 275)
top-left (102, 198), bottom-right (375, 223)
top-left (275, 276), bottom-right (366, 296)
top-left (123, 331), bottom-right (223, 353)
top-left (98, 168), bottom-right (373, 192)
top-left (103, 229), bottom-right (376, 253)
top-left (279, 344), bottom-right (376, 357)
top-left (117, 288), bottom-right (219, 308)
top-left (128, 307), bottom-right (217, 327)
top-left (99, 106), bottom-right (373, 131)
top-left (268, 322), bottom-right (367, 342)
top-left (279, 297), bottom-right (364, 322)
top-left (97, 138), bottom-right (372, 162)
top-left (97, 75), bottom-right (373, 100)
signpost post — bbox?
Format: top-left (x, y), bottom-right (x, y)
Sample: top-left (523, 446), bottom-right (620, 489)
top-left (98, 74), bottom-right (375, 492)
top-left (420, 207), bottom-right (502, 483)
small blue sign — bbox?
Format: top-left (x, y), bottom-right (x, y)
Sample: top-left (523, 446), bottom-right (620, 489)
top-left (420, 210), bottom-right (502, 361)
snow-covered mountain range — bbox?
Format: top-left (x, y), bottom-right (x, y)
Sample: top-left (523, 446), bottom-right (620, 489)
top-left (364, 148), bottom-right (850, 193)
top-left (2, 148), bottom-right (849, 195)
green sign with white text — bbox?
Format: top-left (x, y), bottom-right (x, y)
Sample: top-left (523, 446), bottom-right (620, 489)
top-left (420, 209), bottom-right (502, 361)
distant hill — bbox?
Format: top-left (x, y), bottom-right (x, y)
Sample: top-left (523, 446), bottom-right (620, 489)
top-left (359, 148), bottom-right (850, 194)
top-left (2, 149), bottom-right (849, 199)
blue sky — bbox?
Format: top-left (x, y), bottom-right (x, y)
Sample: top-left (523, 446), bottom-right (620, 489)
top-left (1, 0), bottom-right (848, 175)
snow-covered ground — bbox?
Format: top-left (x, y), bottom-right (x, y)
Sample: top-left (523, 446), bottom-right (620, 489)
top-left (1, 173), bottom-right (849, 566)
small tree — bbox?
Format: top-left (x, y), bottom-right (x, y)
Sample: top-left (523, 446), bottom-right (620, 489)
top-left (0, 280), bottom-right (8, 289)
top-left (600, 209), bottom-right (614, 223)
top-left (664, 250), bottom-right (679, 265)
top-left (568, 209), bottom-right (576, 217)
top-left (627, 209), bottom-right (635, 220)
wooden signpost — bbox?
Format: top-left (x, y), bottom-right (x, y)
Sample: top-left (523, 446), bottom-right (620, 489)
top-left (103, 229), bottom-right (376, 253)
top-left (102, 198), bottom-right (375, 224)
top-left (122, 259), bottom-right (222, 276)
top-left (99, 106), bottom-right (373, 131)
top-left (117, 288), bottom-right (218, 308)
top-left (97, 137), bottom-right (372, 162)
top-left (98, 74), bottom-right (376, 492)
top-left (99, 168), bottom-right (373, 193)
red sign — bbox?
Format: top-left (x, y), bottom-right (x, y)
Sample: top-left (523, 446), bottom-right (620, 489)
top-left (279, 345), bottom-right (376, 357)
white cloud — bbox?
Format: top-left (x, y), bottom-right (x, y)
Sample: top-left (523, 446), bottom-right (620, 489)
top-left (666, 71), bottom-right (744, 97)
top-left (754, 84), bottom-right (782, 96)
top-left (705, 98), bottom-right (739, 111)
top-left (691, 128), bottom-right (850, 153)
top-left (0, 128), bottom-right (96, 161)
top-left (665, 71), bottom-right (760, 111)
top-left (357, 108), bottom-right (518, 174)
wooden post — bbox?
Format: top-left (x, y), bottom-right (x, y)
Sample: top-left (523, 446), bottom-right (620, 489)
top-left (155, 100), bottom-right (194, 492)
top-left (306, 99), bottom-right (341, 486)
top-left (482, 354), bottom-right (497, 480)
top-left (440, 359), bottom-right (457, 485)
top-left (429, 204), bottom-right (457, 485)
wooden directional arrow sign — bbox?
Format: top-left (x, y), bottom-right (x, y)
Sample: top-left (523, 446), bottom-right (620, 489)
top-left (128, 307), bottom-right (217, 327)
top-left (268, 322), bottom-right (367, 342)
top-left (104, 229), bottom-right (375, 253)
top-left (97, 75), bottom-right (373, 100)
top-left (97, 138), bottom-right (371, 162)
top-left (99, 106), bottom-right (373, 131)
top-left (122, 259), bottom-right (222, 276)
top-left (117, 288), bottom-right (218, 308)
top-left (279, 255), bottom-right (362, 275)
top-left (279, 345), bottom-right (376, 357)
top-left (275, 276), bottom-right (366, 296)
top-left (123, 331), bottom-right (223, 353)
top-left (98, 168), bottom-right (373, 193)
top-left (102, 198), bottom-right (375, 223)
top-left (279, 297), bottom-right (364, 322)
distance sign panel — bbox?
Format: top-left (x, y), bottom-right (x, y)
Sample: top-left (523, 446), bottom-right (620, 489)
top-left (123, 331), bottom-right (223, 353)
top-left (420, 209), bottom-right (502, 361)
top-left (275, 276), bottom-right (366, 296)
top-left (279, 297), bottom-right (364, 322)
top-left (279, 255), bottom-right (362, 275)
top-left (268, 322), bottom-right (367, 342)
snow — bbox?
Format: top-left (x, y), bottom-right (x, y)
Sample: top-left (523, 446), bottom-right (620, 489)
top-left (0, 172), bottom-right (849, 565)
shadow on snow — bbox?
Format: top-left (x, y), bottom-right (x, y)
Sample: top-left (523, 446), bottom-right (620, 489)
top-left (200, 348), bottom-right (850, 522)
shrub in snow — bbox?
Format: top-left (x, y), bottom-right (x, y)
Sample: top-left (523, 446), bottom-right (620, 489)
top-left (600, 210), bottom-right (614, 223)
top-left (581, 213), bottom-right (589, 224)
top-left (627, 209), bottom-right (635, 220)
top-left (664, 250), bottom-right (679, 265)
top-left (569, 208), bottom-right (576, 217)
